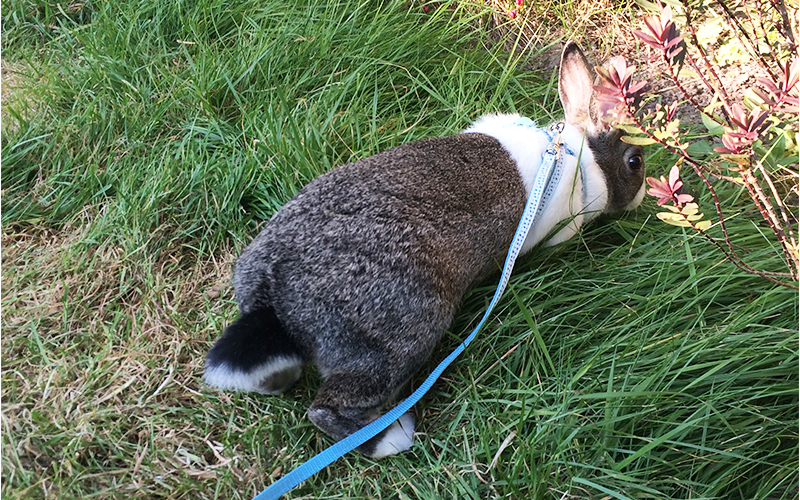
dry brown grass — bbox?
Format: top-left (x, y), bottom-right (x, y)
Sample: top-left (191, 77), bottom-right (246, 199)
top-left (474, 0), bottom-right (642, 70)
top-left (0, 215), bottom-right (266, 498)
top-left (1, 60), bottom-right (44, 137)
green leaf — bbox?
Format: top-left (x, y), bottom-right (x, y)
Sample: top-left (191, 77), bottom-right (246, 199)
top-left (744, 88), bottom-right (768, 108)
top-left (677, 66), bottom-right (699, 79)
top-left (657, 205), bottom-right (710, 229)
top-left (633, 0), bottom-right (665, 12)
top-left (680, 203), bottom-right (700, 216)
top-left (621, 135), bottom-right (657, 146)
top-left (701, 112), bottom-right (725, 135)
top-left (720, 153), bottom-right (751, 165)
top-left (763, 133), bottom-right (787, 169)
top-left (685, 140), bottom-right (713, 158)
top-left (657, 212), bottom-right (693, 227)
top-left (695, 220), bottom-right (712, 231)
top-left (616, 124), bottom-right (645, 134)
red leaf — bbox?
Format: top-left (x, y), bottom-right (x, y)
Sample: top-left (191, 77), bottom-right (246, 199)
top-left (634, 30), bottom-right (660, 48)
top-left (628, 80), bottom-right (648, 94)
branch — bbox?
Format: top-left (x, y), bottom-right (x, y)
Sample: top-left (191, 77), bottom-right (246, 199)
top-left (755, 158), bottom-right (798, 251)
top-left (740, 162), bottom-right (799, 279)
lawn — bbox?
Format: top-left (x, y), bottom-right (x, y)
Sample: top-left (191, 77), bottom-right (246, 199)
top-left (2, 0), bottom-right (797, 499)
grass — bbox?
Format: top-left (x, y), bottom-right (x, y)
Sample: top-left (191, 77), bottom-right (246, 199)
top-left (2, 0), bottom-right (798, 499)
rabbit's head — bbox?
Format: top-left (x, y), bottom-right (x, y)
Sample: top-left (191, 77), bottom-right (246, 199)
top-left (558, 41), bottom-right (646, 212)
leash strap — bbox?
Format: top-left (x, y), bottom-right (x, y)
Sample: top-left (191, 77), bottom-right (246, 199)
top-left (254, 123), bottom-right (567, 500)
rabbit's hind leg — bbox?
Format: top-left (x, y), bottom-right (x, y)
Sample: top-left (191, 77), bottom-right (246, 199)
top-left (204, 305), bottom-right (304, 395)
top-left (308, 370), bottom-right (415, 459)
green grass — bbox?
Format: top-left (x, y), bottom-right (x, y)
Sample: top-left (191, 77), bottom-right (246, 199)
top-left (2, 1), bottom-right (797, 499)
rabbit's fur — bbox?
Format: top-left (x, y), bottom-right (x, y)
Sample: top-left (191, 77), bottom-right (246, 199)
top-left (204, 42), bottom-right (646, 458)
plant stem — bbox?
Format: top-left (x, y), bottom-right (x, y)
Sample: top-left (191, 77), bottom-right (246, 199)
top-left (755, 158), bottom-right (798, 251)
top-left (741, 162), bottom-right (799, 279)
top-left (769, 0), bottom-right (798, 50)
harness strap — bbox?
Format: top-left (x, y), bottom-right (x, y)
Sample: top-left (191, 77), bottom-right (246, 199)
top-left (252, 122), bottom-right (567, 500)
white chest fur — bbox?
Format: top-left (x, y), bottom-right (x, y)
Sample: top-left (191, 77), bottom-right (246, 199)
top-left (463, 113), bottom-right (609, 253)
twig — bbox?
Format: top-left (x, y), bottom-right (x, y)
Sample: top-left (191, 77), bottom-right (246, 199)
top-left (740, 164), bottom-right (799, 279)
top-left (755, 158), bottom-right (798, 250)
top-left (769, 0), bottom-right (797, 50)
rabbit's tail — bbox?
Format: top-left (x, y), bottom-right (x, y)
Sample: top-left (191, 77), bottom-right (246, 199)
top-left (204, 305), bottom-right (303, 395)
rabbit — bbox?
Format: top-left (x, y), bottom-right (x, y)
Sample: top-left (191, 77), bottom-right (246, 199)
top-left (204, 41), bottom-right (646, 459)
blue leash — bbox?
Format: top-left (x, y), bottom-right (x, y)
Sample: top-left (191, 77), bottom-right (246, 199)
top-left (253, 122), bottom-right (568, 500)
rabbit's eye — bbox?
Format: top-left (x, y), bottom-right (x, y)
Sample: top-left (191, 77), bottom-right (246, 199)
top-left (628, 154), bottom-right (643, 170)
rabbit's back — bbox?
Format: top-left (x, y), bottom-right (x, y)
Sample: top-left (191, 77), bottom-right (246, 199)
top-left (234, 133), bottom-right (525, 375)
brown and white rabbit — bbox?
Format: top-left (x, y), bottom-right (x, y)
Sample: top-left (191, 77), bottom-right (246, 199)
top-left (204, 42), bottom-right (646, 458)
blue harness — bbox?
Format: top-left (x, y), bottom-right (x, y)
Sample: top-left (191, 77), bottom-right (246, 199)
top-left (253, 121), bottom-right (571, 500)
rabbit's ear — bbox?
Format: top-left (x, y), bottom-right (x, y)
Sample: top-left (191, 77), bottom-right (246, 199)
top-left (558, 42), bottom-right (603, 132)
